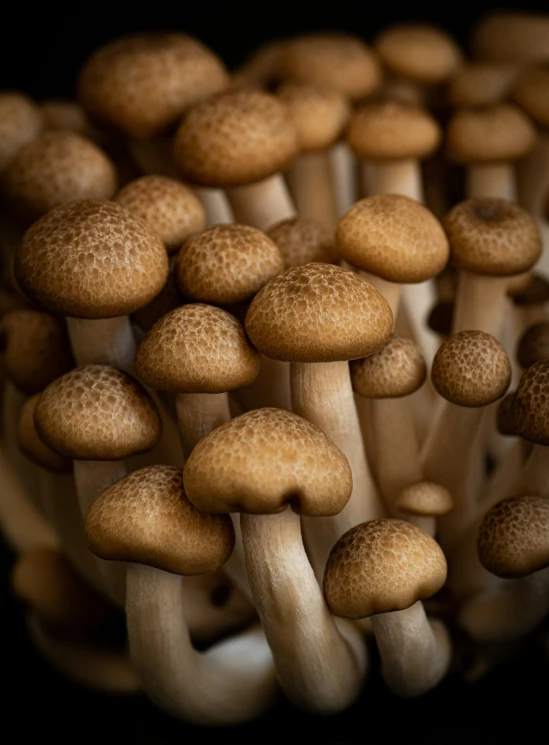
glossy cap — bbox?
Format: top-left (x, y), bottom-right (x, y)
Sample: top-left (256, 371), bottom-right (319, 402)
top-left (513, 65), bottom-right (549, 129)
top-left (277, 83), bottom-right (350, 151)
top-left (512, 360), bottom-right (549, 445)
top-left (351, 334), bottom-right (426, 399)
top-left (17, 395), bottom-right (72, 472)
top-left (0, 92), bottom-right (43, 172)
top-left (448, 63), bottom-right (517, 108)
top-left (268, 217), bottom-right (337, 268)
top-left (517, 323), bottom-right (549, 370)
top-left (395, 482), bottom-right (454, 517)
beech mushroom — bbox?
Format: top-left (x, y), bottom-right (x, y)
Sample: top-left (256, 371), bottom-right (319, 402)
top-left (0, 92), bottom-right (43, 172)
top-left (448, 63), bottom-right (518, 109)
top-left (267, 217), bottom-right (337, 268)
top-left (517, 323), bottom-right (549, 369)
top-left (471, 13), bottom-right (549, 65)
top-left (395, 481), bottom-right (454, 537)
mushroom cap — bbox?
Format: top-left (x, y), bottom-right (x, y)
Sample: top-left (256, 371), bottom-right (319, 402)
top-left (347, 101), bottom-right (441, 162)
top-left (350, 334), bottom-right (426, 399)
top-left (0, 92), bottom-right (43, 172)
top-left (34, 365), bottom-right (161, 461)
top-left (17, 395), bottom-right (72, 472)
top-left (232, 38), bottom-right (288, 89)
top-left (1, 310), bottom-right (74, 394)
top-left (114, 176), bottom-right (206, 253)
top-left (513, 65), bottom-right (549, 129)
top-left (41, 99), bottom-right (94, 137)
top-left (507, 271), bottom-right (535, 298)
top-left (517, 323), bottom-right (549, 369)
top-left (496, 392), bottom-right (518, 436)
top-left (448, 63), bottom-right (518, 108)
top-left (175, 224), bottom-right (284, 305)
top-left (279, 33), bottom-right (381, 101)
top-left (183, 408), bottom-right (352, 516)
top-left (511, 273), bottom-right (549, 307)
top-left (395, 482), bottom-right (454, 517)
top-left (78, 33), bottom-right (229, 139)
top-left (431, 331), bottom-right (511, 407)
top-left (15, 200), bottom-right (169, 319)
top-left (173, 90), bottom-right (298, 188)
top-left (472, 13), bottom-right (549, 65)
top-left (135, 304), bottom-right (260, 394)
top-left (337, 194), bottom-right (449, 283)
top-left (324, 519), bottom-right (447, 619)
top-left (85, 465), bottom-right (234, 575)
top-left (375, 25), bottom-right (462, 85)
top-left (245, 263), bottom-right (393, 363)
top-left (443, 198), bottom-right (541, 277)
top-left (478, 495), bottom-right (549, 578)
top-left (446, 104), bottom-right (537, 164)
top-left (277, 82), bottom-right (350, 151)
top-left (512, 360), bottom-right (549, 445)
top-left (268, 217), bottom-right (337, 268)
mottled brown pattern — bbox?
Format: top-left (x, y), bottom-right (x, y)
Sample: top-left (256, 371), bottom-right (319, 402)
top-left (472, 13), bottom-right (549, 65)
top-left (268, 217), bottom-right (337, 268)
top-left (517, 323), bottom-right (549, 369)
top-left (513, 360), bottom-right (549, 445)
top-left (0, 93), bottom-right (43, 172)
top-left (17, 395), bottom-right (72, 472)
top-left (396, 482), bottom-right (454, 517)
top-left (496, 392), bottom-right (518, 436)
top-left (351, 334), bottom-right (426, 399)
top-left (513, 65), bottom-right (549, 128)
top-left (277, 82), bottom-right (350, 151)
top-left (448, 63), bottom-right (517, 108)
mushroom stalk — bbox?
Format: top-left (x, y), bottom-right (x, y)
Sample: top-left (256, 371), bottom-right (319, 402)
top-left (175, 392), bottom-right (231, 459)
top-left (235, 356), bottom-right (292, 412)
top-left (517, 135), bottom-right (549, 278)
top-left (330, 141), bottom-right (357, 216)
top-left (360, 272), bottom-right (402, 318)
top-left (370, 159), bottom-right (423, 200)
top-left (509, 445), bottom-right (549, 497)
top-left (480, 439), bottom-right (531, 509)
top-left (226, 174), bottom-right (297, 232)
top-left (468, 163), bottom-right (516, 200)
top-left (286, 152), bottom-right (338, 233)
top-left (452, 272), bottom-right (509, 339)
top-left (192, 186), bottom-right (234, 226)
top-left (66, 316), bottom-right (136, 372)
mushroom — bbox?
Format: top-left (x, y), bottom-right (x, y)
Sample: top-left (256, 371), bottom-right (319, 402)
top-left (448, 63), bottom-right (518, 109)
top-left (324, 519), bottom-right (451, 696)
top-left (41, 99), bottom-right (94, 136)
top-left (471, 13), bottom-right (549, 65)
top-left (232, 38), bottom-right (287, 89)
top-left (0, 92), bottom-right (43, 172)
top-left (183, 408), bottom-right (368, 713)
top-left (267, 217), bottom-right (337, 268)
top-left (395, 481), bottom-right (454, 537)
top-left (517, 322), bottom-right (549, 370)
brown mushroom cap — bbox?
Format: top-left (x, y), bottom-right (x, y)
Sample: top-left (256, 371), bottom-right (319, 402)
top-left (268, 217), bottom-right (337, 268)
top-left (34, 365), bottom-right (161, 461)
top-left (0, 92), bottom-right (43, 172)
top-left (15, 200), bottom-right (169, 319)
top-left (232, 38), bottom-right (288, 89)
top-left (446, 104), bottom-right (537, 164)
top-left (478, 495), bottom-right (549, 578)
top-left (173, 90), bottom-right (298, 188)
top-left (78, 33), bottom-right (229, 139)
top-left (245, 263), bottom-right (393, 363)
top-left (350, 334), bottom-right (426, 399)
top-left (448, 63), bottom-right (518, 108)
top-left (347, 102), bottom-right (441, 161)
top-left (324, 519), bottom-right (447, 619)
top-left (114, 176), bottom-right (206, 253)
top-left (85, 465), bottom-right (234, 575)
top-left (337, 194), bottom-right (449, 283)
top-left (135, 304), bottom-right (260, 394)
top-left (277, 82), bottom-right (350, 151)
top-left (507, 271), bottom-right (535, 298)
top-left (443, 198), bottom-right (541, 277)
top-left (41, 100), bottom-right (94, 137)
top-left (396, 482), bottom-right (454, 517)
top-left (517, 323), bottom-right (549, 369)
top-left (512, 360), bottom-right (549, 445)
top-left (496, 392), bottom-right (519, 437)
top-left (513, 65), bottom-right (549, 129)
top-left (431, 331), bottom-right (511, 407)
top-left (511, 273), bottom-right (549, 307)
top-left (472, 13), bottom-right (549, 65)
top-left (17, 394), bottom-right (72, 472)
top-left (175, 224), bottom-right (284, 305)
top-left (183, 408), bottom-right (352, 516)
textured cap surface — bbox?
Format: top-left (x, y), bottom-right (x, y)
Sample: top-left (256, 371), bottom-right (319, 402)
top-left (395, 482), bottom-right (454, 517)
top-left (517, 323), bottom-right (549, 369)
top-left (0, 92), bottom-right (43, 172)
top-left (351, 334), bottom-right (426, 398)
top-left (449, 63), bottom-right (517, 108)
top-left (513, 65), bottom-right (549, 128)
top-left (184, 408), bottom-right (352, 516)
top-left (513, 360), bottom-right (549, 445)
top-left (17, 395), bottom-right (72, 472)
top-left (268, 217), bottom-right (337, 268)
top-left (277, 83), bottom-right (350, 151)
top-left (472, 13), bottom-right (549, 64)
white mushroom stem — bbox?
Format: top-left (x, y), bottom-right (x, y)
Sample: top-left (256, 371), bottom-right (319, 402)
top-left (480, 439), bottom-right (531, 511)
top-left (468, 163), bottom-right (516, 200)
top-left (370, 159), bottom-right (423, 200)
top-left (234, 356), bottom-right (292, 412)
top-left (285, 152), bottom-right (338, 233)
top-left (407, 515), bottom-right (437, 537)
top-left (192, 186), bottom-right (234, 226)
top-left (226, 174), bottom-right (297, 232)
top-left (371, 601), bottom-right (452, 697)
top-left (175, 392), bottom-right (231, 459)
top-left (452, 272), bottom-right (509, 339)
top-left (446, 515), bottom-right (502, 602)
top-left (330, 141), bottom-right (357, 216)
top-left (517, 134), bottom-right (549, 279)
top-left (241, 508), bottom-right (367, 713)
top-left (126, 563), bottom-right (278, 725)
top-left (360, 272), bottom-right (402, 319)
top-left (509, 445), bottom-right (549, 497)
top-left (66, 316), bottom-right (136, 372)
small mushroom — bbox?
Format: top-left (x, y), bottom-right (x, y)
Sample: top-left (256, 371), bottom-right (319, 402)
top-left (267, 217), bottom-right (337, 268)
top-left (517, 322), bottom-right (549, 369)
top-left (471, 13), bottom-right (549, 65)
top-left (395, 481), bottom-right (454, 536)
top-left (0, 92), bottom-right (43, 172)
top-left (448, 63), bottom-right (518, 109)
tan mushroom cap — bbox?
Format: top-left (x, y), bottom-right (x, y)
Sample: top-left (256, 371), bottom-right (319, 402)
top-left (85, 465), bottom-right (234, 575)
top-left (347, 102), bottom-right (441, 162)
top-left (496, 392), bottom-right (518, 436)
top-left (350, 334), bottom-right (426, 399)
top-left (34, 365), bottom-right (161, 461)
top-left (232, 38), bottom-right (288, 89)
top-left (114, 176), bottom-right (206, 253)
top-left (431, 331), bottom-right (511, 407)
top-left (277, 83), bottom-right (350, 151)
top-left (517, 323), bottom-right (549, 370)
top-left (184, 408), bottom-right (352, 516)
top-left (0, 92), bottom-right (43, 172)
top-left (396, 482), bottom-right (454, 517)
top-left (375, 25), bottom-right (462, 85)
top-left (324, 519), bottom-right (447, 619)
top-left (18, 394), bottom-right (72, 472)
top-left (132, 271), bottom-right (183, 332)
top-left (478, 495), bottom-right (549, 579)
top-left (245, 263), bottom-right (393, 363)
top-left (512, 360), bottom-right (549, 445)
top-left (2, 131), bottom-right (118, 221)
top-left (78, 33), bottom-right (229, 139)
top-left (15, 200), bottom-right (168, 319)
top-left (268, 217), bottom-right (337, 268)
top-left (511, 273), bottom-right (549, 307)
top-left (41, 100), bottom-right (94, 136)
top-left (507, 271), bottom-right (535, 298)
top-left (279, 33), bottom-right (381, 101)
top-left (135, 304), bottom-right (260, 394)
top-left (175, 224), bottom-right (284, 305)
top-left (443, 198), bottom-right (541, 277)
top-left (472, 13), bottom-right (549, 65)
top-left (337, 194), bottom-right (449, 283)
top-left (448, 63), bottom-right (518, 108)
top-left (1, 310), bottom-right (74, 394)
top-left (173, 90), bottom-right (298, 187)
top-left (513, 65), bottom-right (549, 129)
top-left (446, 104), bottom-right (537, 164)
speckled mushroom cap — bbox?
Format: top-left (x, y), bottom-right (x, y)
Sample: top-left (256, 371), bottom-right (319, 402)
top-left (17, 395), bottom-right (72, 472)
top-left (431, 331), bottom-right (511, 407)
top-left (278, 33), bottom-right (381, 101)
top-left (277, 83), bottom-right (350, 151)
top-left (350, 334), bottom-right (426, 399)
top-left (443, 198), bottom-right (541, 276)
top-left (15, 200), bottom-right (168, 319)
top-left (78, 33), bottom-right (229, 139)
top-left (0, 92), bottom-right (43, 172)
top-left (511, 273), bottom-right (549, 307)
top-left (175, 224), bottom-right (284, 305)
top-left (85, 465), bottom-right (234, 575)
top-left (375, 25), bottom-right (462, 85)
top-left (472, 13), bottom-right (549, 65)
top-left (513, 65), bottom-right (549, 129)
top-left (478, 495), bottom-right (549, 578)
top-left (324, 519), bottom-right (447, 619)
top-left (448, 63), bottom-right (518, 108)
top-left (1, 310), bottom-right (74, 394)
top-left (347, 102), bottom-right (441, 162)
top-left (512, 360), bottom-right (549, 445)
top-left (135, 304), bottom-right (260, 394)
top-left (446, 105), bottom-right (537, 164)
top-left (395, 482), bottom-right (454, 517)
top-left (337, 195), bottom-right (449, 283)
top-left (183, 408), bottom-right (352, 516)
top-left (41, 100), bottom-right (94, 137)
top-left (268, 217), bottom-right (337, 268)
top-left (173, 90), bottom-right (298, 187)
top-left (34, 365), bottom-right (161, 461)
top-left (245, 263), bottom-right (393, 363)
top-left (496, 392), bottom-right (518, 436)
top-left (517, 323), bottom-right (549, 370)
top-left (114, 176), bottom-right (206, 253)
top-left (2, 131), bottom-right (118, 221)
